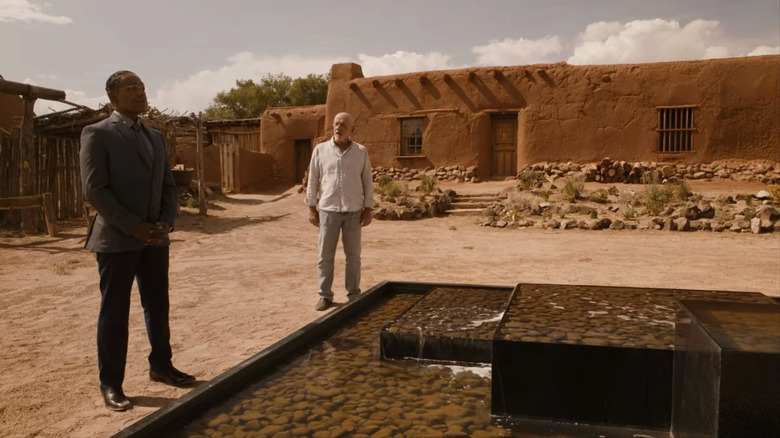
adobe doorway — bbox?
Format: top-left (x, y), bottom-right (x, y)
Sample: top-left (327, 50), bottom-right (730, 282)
top-left (295, 139), bottom-right (313, 184)
top-left (490, 114), bottom-right (517, 178)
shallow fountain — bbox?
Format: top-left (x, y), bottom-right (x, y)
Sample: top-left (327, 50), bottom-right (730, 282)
top-left (111, 281), bottom-right (779, 438)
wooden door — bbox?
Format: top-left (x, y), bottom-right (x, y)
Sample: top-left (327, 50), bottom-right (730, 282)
top-left (491, 115), bottom-right (517, 177)
top-left (295, 139), bottom-right (312, 184)
top-left (220, 143), bottom-right (238, 193)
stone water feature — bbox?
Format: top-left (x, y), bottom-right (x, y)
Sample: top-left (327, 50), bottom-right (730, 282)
top-left (112, 282), bottom-right (779, 438)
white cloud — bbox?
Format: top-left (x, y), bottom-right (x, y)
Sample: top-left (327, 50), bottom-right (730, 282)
top-left (472, 36), bottom-right (563, 66)
top-left (150, 52), bottom-right (350, 114)
top-left (0, 0), bottom-right (72, 24)
top-left (748, 45), bottom-right (780, 56)
top-left (357, 51), bottom-right (458, 76)
top-left (568, 19), bottom-right (731, 65)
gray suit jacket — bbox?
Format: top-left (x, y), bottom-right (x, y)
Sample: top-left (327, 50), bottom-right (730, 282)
top-left (80, 111), bottom-right (177, 253)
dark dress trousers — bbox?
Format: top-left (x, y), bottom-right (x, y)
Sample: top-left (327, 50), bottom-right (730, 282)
top-left (80, 111), bottom-right (178, 388)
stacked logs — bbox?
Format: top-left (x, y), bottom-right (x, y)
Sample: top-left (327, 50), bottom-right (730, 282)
top-left (586, 159), bottom-right (644, 184)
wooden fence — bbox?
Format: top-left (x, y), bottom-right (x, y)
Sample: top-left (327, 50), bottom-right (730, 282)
top-left (0, 130), bottom-right (84, 231)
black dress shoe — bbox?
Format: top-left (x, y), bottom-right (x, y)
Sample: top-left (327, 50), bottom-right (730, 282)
top-left (100, 385), bottom-right (131, 411)
top-left (149, 366), bottom-right (196, 387)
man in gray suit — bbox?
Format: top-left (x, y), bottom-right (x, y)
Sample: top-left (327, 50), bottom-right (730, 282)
top-left (80, 71), bottom-right (194, 411)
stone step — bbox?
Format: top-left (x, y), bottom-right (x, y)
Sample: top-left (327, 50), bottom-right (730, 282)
top-left (454, 193), bottom-right (499, 199)
top-left (445, 208), bottom-right (485, 216)
top-left (453, 196), bottom-right (499, 202)
top-left (450, 202), bottom-right (492, 209)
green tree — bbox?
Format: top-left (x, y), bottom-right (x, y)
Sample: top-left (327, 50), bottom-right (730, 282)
top-left (204, 73), bottom-right (328, 119)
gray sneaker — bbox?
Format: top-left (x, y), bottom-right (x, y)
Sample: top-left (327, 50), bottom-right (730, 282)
top-left (315, 298), bottom-right (332, 311)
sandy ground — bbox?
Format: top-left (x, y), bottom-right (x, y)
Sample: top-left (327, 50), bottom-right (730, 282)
top-left (0, 179), bottom-right (778, 438)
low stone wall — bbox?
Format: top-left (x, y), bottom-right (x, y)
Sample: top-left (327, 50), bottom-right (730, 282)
top-left (482, 187), bottom-right (780, 234)
top-left (371, 160), bottom-right (780, 185)
top-left (520, 159), bottom-right (780, 185)
top-left (373, 165), bottom-right (480, 183)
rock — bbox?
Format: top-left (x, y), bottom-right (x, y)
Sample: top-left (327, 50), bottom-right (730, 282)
top-left (664, 217), bottom-right (677, 231)
top-left (610, 219), bottom-right (625, 230)
top-left (751, 217), bottom-right (763, 234)
top-left (495, 220), bottom-right (508, 228)
top-left (674, 217), bottom-right (691, 231)
top-left (697, 200), bottom-right (715, 219)
top-left (207, 413), bottom-right (231, 428)
top-left (756, 190), bottom-right (771, 200)
top-left (757, 206), bottom-right (780, 223)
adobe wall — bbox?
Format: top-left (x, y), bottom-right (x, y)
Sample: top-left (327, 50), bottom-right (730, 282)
top-left (0, 94), bottom-right (24, 132)
top-left (323, 56), bottom-right (779, 175)
top-left (260, 105), bottom-right (326, 185)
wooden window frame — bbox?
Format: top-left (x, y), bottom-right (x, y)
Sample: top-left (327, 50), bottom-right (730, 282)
top-left (657, 106), bottom-right (697, 153)
top-left (400, 117), bottom-right (425, 156)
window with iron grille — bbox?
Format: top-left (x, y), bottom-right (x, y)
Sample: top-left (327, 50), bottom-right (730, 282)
top-left (657, 106), bottom-right (697, 152)
top-left (400, 117), bottom-right (424, 156)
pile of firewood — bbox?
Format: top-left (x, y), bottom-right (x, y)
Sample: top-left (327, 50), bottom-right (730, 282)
top-left (583, 158), bottom-right (644, 184)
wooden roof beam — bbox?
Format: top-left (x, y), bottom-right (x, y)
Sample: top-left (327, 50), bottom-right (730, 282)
top-left (0, 78), bottom-right (66, 101)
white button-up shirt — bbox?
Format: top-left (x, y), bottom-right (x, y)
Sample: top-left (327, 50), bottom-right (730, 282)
top-left (306, 139), bottom-right (375, 212)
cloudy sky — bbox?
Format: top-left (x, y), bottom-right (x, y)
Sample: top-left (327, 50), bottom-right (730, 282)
top-left (1, 0), bottom-right (778, 115)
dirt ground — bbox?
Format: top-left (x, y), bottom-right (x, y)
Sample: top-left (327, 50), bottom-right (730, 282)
top-left (0, 179), bottom-right (778, 438)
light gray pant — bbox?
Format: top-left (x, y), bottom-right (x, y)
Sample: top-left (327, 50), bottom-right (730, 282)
top-left (317, 210), bottom-right (362, 300)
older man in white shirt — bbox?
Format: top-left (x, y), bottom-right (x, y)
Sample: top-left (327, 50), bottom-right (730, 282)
top-left (306, 112), bottom-right (375, 311)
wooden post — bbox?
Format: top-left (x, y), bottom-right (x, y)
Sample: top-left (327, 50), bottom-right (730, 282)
top-left (19, 96), bottom-right (39, 234)
top-left (196, 113), bottom-right (207, 216)
top-left (41, 192), bottom-right (58, 237)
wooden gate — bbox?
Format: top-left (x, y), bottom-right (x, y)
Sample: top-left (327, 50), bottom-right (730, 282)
top-left (490, 114), bottom-right (517, 178)
top-left (220, 142), bottom-right (239, 193)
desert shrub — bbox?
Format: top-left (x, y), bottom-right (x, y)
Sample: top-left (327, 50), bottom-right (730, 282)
top-left (562, 178), bottom-right (584, 203)
top-left (643, 184), bottom-right (674, 216)
top-left (502, 207), bottom-right (522, 222)
top-left (540, 189), bottom-right (551, 201)
top-left (516, 170), bottom-right (540, 191)
top-left (771, 186), bottom-right (780, 206)
top-left (743, 206), bottom-right (757, 221)
top-left (506, 191), bottom-right (534, 212)
top-left (588, 189), bottom-right (610, 204)
top-left (376, 175), bottom-right (405, 197)
top-left (419, 174), bottom-right (437, 195)
top-left (641, 173), bottom-right (691, 216)
top-left (588, 209), bottom-right (598, 219)
top-left (622, 205), bottom-right (637, 220)
top-left (619, 189), bottom-right (638, 206)
top-left (375, 175), bottom-right (393, 194)
top-left (673, 180), bottom-right (692, 201)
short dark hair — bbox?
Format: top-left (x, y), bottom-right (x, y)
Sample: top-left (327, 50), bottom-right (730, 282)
top-left (105, 70), bottom-right (134, 92)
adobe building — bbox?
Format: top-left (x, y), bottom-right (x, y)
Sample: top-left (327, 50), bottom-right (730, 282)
top-left (259, 55), bottom-right (778, 186)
